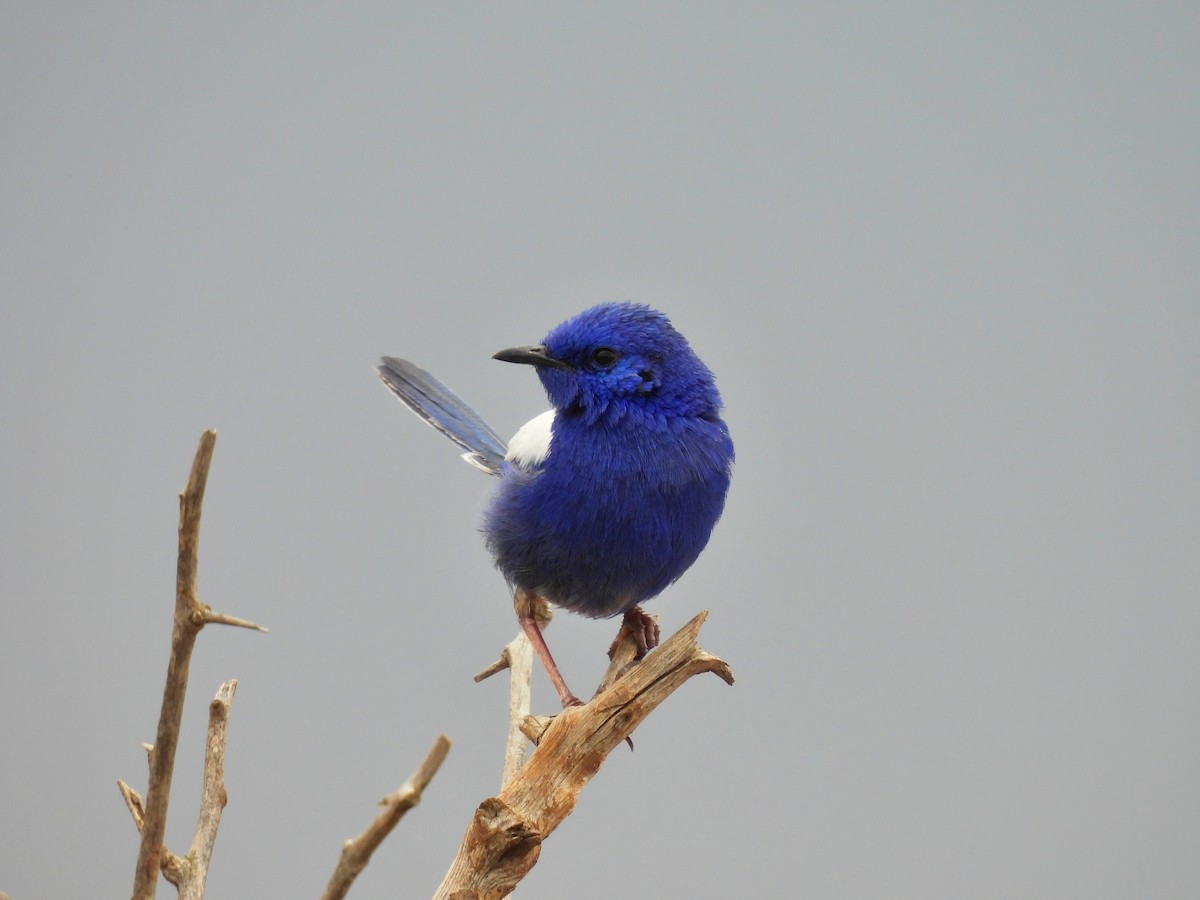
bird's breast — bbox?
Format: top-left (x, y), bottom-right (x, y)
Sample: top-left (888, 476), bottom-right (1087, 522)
top-left (484, 412), bottom-right (733, 617)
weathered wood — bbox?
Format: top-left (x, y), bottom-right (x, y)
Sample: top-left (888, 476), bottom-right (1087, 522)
top-left (321, 735), bottom-right (452, 900)
top-left (126, 432), bottom-right (265, 899)
top-left (433, 611), bottom-right (733, 898)
top-left (130, 431), bottom-right (217, 899)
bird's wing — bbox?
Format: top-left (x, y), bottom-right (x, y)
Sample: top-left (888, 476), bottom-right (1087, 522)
top-left (505, 409), bottom-right (555, 472)
top-left (377, 356), bottom-right (508, 475)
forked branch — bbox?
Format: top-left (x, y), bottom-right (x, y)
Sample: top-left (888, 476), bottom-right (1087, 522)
top-left (127, 431), bottom-right (265, 900)
top-left (434, 611), bottom-right (732, 898)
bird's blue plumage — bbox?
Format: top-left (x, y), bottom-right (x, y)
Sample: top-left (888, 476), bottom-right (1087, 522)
top-left (378, 302), bottom-right (734, 621)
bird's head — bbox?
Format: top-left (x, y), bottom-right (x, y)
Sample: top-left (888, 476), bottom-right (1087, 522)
top-left (494, 302), bottom-right (722, 424)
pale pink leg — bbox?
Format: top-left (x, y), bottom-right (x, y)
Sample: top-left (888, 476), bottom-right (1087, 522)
top-left (514, 588), bottom-right (581, 708)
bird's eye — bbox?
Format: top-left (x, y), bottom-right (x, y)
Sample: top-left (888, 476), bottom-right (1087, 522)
top-left (590, 346), bottom-right (620, 367)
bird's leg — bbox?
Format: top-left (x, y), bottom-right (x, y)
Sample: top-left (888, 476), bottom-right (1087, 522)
top-left (607, 605), bottom-right (661, 661)
top-left (514, 588), bottom-right (582, 708)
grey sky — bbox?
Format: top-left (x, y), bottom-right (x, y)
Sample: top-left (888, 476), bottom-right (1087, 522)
top-left (2, 4), bottom-right (1197, 898)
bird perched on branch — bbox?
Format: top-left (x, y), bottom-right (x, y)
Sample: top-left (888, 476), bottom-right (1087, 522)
top-left (378, 302), bottom-right (733, 707)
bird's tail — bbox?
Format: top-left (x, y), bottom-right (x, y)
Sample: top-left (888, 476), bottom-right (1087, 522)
top-left (377, 357), bottom-right (508, 475)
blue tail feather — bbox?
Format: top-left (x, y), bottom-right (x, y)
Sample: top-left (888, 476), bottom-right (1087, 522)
top-left (377, 357), bottom-right (507, 475)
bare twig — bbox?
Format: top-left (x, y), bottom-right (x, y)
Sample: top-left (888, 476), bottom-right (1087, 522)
top-left (498, 634), bottom-right (533, 789)
top-left (476, 632), bottom-right (536, 789)
top-left (434, 611), bottom-right (733, 898)
top-left (120, 782), bottom-right (185, 886)
top-left (473, 650), bottom-right (513, 683)
top-left (199, 609), bottom-right (269, 632)
top-left (477, 600), bottom-right (552, 790)
top-left (321, 734), bottom-right (452, 900)
top-left (130, 431), bottom-right (216, 898)
top-left (159, 680), bottom-right (238, 899)
top-left (128, 431), bottom-right (265, 899)
top-left (117, 781), bottom-right (147, 832)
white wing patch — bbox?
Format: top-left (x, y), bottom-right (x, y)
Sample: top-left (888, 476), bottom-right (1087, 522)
top-left (506, 410), bottom-right (555, 471)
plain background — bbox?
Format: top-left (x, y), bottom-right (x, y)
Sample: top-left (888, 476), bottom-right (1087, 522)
top-left (2, 4), bottom-right (1197, 898)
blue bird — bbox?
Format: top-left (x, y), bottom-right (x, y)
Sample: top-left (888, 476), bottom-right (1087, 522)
top-left (377, 302), bottom-right (733, 707)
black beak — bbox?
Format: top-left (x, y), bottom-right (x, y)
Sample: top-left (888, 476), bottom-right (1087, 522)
top-left (492, 344), bottom-right (575, 371)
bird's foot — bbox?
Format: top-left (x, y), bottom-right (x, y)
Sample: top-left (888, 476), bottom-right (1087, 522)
top-left (607, 606), bottom-right (661, 661)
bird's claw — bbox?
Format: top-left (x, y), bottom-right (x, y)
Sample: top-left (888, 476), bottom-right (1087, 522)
top-left (607, 606), bottom-right (660, 660)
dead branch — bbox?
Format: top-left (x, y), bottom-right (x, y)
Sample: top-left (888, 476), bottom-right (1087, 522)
top-left (433, 611), bottom-right (733, 899)
top-left (120, 680), bottom-right (238, 894)
top-left (127, 430), bottom-right (265, 899)
top-left (117, 780), bottom-right (147, 831)
top-left (475, 632), bottom-right (535, 789)
top-left (157, 680), bottom-right (238, 899)
top-left (476, 597), bottom-right (553, 791)
top-left (321, 734), bottom-right (453, 900)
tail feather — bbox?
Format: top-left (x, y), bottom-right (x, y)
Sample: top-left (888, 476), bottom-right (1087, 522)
top-left (377, 357), bottom-right (507, 475)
